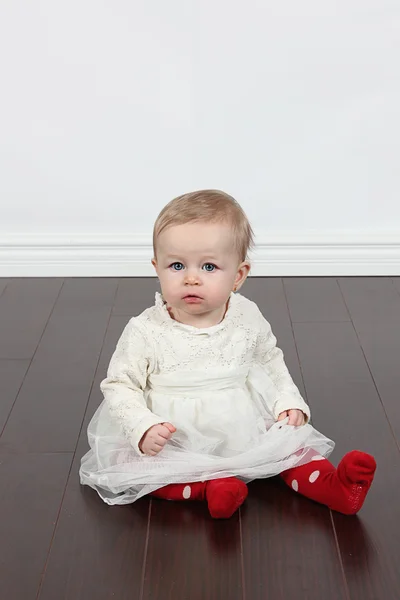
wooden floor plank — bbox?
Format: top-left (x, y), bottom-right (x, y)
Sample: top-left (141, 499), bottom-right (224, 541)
top-left (0, 278), bottom-right (63, 359)
top-left (0, 278), bottom-right (9, 296)
top-left (392, 277), bottom-right (400, 294)
top-left (37, 477), bottom-right (150, 600)
top-left (283, 277), bottom-right (351, 323)
top-left (37, 315), bottom-right (150, 600)
top-left (0, 452), bottom-right (72, 600)
top-left (338, 277), bottom-right (400, 323)
top-left (0, 279), bottom-right (119, 453)
top-left (242, 478), bottom-right (348, 600)
top-left (241, 278), bottom-right (346, 600)
top-left (113, 277), bottom-right (159, 316)
top-left (293, 320), bottom-right (400, 599)
top-left (142, 500), bottom-right (243, 600)
top-left (0, 359), bottom-right (30, 433)
top-left (338, 277), bottom-right (400, 445)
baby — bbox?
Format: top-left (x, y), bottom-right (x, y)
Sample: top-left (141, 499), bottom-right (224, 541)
top-left (80, 190), bottom-right (376, 518)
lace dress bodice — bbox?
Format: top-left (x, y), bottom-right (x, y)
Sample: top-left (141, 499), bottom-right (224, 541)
top-left (100, 292), bottom-right (310, 452)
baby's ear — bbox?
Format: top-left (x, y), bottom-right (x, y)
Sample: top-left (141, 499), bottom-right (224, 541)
top-left (234, 261), bottom-right (251, 291)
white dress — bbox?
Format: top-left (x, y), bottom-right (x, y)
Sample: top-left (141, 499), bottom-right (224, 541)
top-left (80, 292), bottom-right (334, 505)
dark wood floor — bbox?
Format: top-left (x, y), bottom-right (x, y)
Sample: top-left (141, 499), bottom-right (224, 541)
top-left (1, 277), bottom-right (400, 600)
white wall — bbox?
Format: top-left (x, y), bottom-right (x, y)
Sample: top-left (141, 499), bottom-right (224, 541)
top-left (1, 1), bottom-right (399, 275)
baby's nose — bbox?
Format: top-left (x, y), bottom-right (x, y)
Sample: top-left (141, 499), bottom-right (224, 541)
top-left (184, 271), bottom-right (200, 284)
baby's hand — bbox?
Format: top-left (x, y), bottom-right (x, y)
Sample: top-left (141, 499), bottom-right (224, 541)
top-left (139, 422), bottom-right (176, 456)
top-left (277, 409), bottom-right (305, 427)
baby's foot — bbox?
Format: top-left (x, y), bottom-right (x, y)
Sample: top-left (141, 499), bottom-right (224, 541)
top-left (281, 450), bottom-right (376, 515)
top-left (335, 450), bottom-right (377, 515)
top-left (206, 477), bottom-right (248, 519)
top-left (151, 477), bottom-right (248, 519)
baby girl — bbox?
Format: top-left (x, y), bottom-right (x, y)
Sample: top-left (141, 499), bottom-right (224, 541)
top-left (80, 190), bottom-right (376, 519)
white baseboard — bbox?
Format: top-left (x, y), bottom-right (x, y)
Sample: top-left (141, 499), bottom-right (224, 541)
top-left (1, 232), bottom-right (400, 277)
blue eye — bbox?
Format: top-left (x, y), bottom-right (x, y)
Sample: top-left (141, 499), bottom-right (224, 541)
top-left (202, 263), bottom-right (217, 272)
top-left (170, 262), bottom-right (185, 271)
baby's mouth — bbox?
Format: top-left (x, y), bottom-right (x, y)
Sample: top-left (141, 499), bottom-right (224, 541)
top-left (183, 294), bottom-right (203, 302)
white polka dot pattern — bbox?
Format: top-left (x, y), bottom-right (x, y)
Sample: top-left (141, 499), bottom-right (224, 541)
top-left (292, 480), bottom-right (299, 492)
top-left (311, 455), bottom-right (325, 461)
top-left (182, 485), bottom-right (191, 499)
top-left (309, 471), bottom-right (320, 483)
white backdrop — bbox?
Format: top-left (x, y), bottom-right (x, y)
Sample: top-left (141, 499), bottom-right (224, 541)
top-left (0, 1), bottom-right (399, 275)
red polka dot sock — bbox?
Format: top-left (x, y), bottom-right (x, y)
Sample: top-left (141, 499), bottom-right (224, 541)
top-left (205, 477), bottom-right (248, 519)
top-left (279, 450), bottom-right (377, 515)
top-left (151, 481), bottom-right (207, 502)
top-left (151, 477), bottom-right (248, 519)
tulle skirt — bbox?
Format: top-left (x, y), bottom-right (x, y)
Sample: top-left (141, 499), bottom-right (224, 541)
top-left (80, 367), bottom-right (334, 505)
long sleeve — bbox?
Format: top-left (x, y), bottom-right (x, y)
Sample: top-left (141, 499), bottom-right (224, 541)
top-left (254, 313), bottom-right (311, 422)
top-left (100, 319), bottom-right (164, 454)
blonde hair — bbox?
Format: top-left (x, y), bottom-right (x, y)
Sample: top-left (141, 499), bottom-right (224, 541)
top-left (153, 190), bottom-right (254, 262)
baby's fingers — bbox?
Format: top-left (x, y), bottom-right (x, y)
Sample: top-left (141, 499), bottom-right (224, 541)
top-left (159, 423), bottom-right (176, 440)
top-left (146, 441), bottom-right (164, 456)
top-left (157, 430), bottom-right (172, 442)
top-left (155, 435), bottom-right (168, 448)
top-left (288, 410), bottom-right (305, 426)
top-left (277, 411), bottom-right (288, 421)
top-left (162, 422), bottom-right (177, 434)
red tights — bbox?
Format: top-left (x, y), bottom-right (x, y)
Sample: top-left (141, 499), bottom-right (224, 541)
top-left (151, 451), bottom-right (376, 519)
